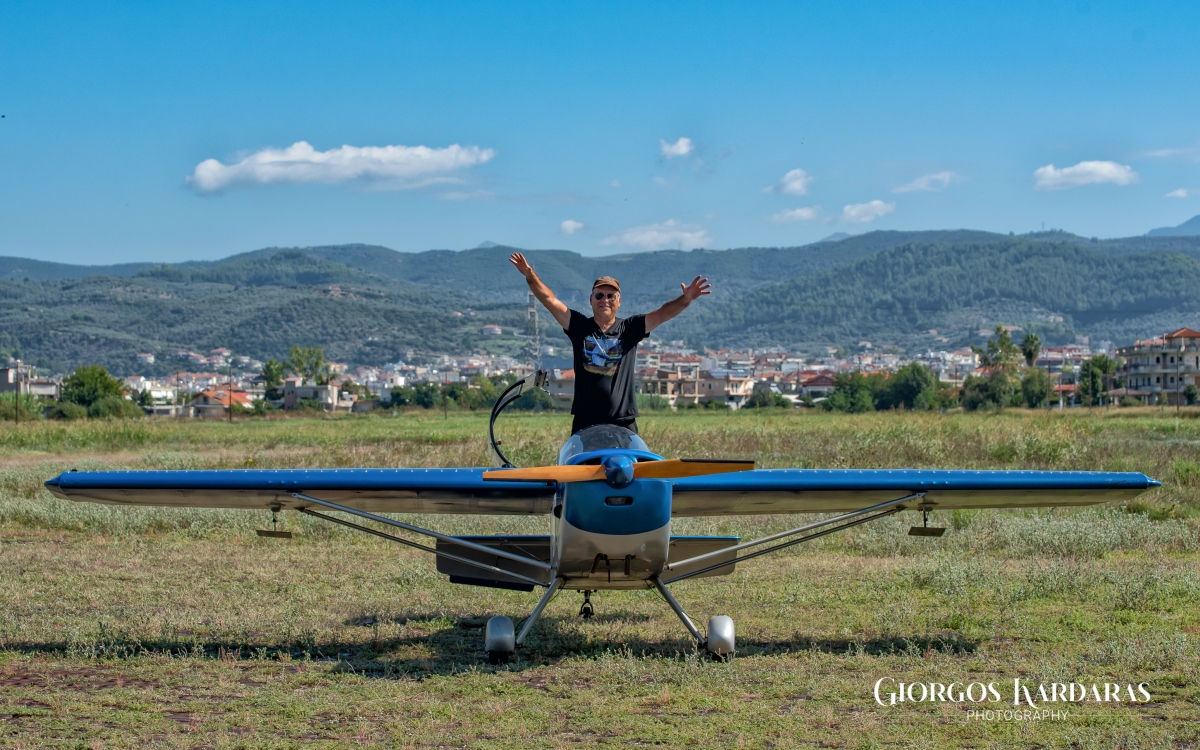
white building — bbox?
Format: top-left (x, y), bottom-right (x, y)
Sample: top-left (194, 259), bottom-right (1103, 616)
top-left (1118, 327), bottom-right (1200, 405)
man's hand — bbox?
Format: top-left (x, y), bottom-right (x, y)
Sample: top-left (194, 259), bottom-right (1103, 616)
top-left (647, 275), bottom-right (713, 333)
top-left (510, 252), bottom-right (571, 329)
top-left (509, 252), bottom-right (535, 279)
top-left (680, 276), bottom-right (712, 303)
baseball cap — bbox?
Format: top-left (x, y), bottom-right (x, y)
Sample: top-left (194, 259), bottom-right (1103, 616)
top-left (592, 276), bottom-right (621, 292)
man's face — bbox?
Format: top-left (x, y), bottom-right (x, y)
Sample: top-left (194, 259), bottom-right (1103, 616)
top-left (590, 285), bottom-right (620, 319)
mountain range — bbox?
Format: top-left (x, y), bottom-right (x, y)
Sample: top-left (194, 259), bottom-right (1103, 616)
top-left (2, 218), bottom-right (1200, 373)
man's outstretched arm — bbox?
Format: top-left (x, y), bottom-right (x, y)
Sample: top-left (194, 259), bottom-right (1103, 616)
top-left (509, 253), bottom-right (572, 329)
top-left (645, 276), bottom-right (711, 333)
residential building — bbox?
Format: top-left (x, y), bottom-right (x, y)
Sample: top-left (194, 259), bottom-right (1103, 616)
top-left (547, 369), bottom-right (575, 409)
top-left (636, 365), bottom-right (702, 408)
top-left (699, 369), bottom-right (755, 409)
top-left (0, 365), bottom-right (60, 399)
top-left (1117, 327), bottom-right (1200, 405)
top-left (282, 378), bottom-right (338, 410)
top-left (797, 372), bottom-right (837, 399)
top-left (481, 324), bottom-right (503, 335)
top-left (636, 349), bottom-right (661, 370)
top-left (188, 388), bottom-right (254, 418)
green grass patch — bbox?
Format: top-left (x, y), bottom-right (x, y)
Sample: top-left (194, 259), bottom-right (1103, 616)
top-left (1, 410), bottom-right (1198, 746)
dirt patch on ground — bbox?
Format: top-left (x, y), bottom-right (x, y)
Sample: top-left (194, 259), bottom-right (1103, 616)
top-left (0, 667), bottom-right (160, 690)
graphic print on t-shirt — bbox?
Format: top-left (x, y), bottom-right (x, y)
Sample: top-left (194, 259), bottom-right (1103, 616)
top-left (582, 333), bottom-right (624, 376)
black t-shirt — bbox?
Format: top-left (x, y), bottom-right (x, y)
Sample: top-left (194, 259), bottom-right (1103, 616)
top-left (565, 309), bottom-right (648, 427)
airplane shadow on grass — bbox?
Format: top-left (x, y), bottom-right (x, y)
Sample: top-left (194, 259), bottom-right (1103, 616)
top-left (3, 612), bottom-right (978, 679)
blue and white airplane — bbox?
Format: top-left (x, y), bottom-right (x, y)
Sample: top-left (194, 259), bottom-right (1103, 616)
top-left (44, 376), bottom-right (1160, 663)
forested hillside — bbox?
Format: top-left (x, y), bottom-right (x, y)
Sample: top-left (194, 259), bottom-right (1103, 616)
top-left (0, 252), bottom-right (532, 375)
top-left (5, 230), bottom-right (1200, 372)
top-left (224, 230), bottom-right (1012, 308)
top-left (677, 240), bottom-right (1200, 352)
top-left (1, 230), bottom-right (1015, 308)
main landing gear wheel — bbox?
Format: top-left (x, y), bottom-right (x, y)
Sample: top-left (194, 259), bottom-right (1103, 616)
top-left (706, 615), bottom-right (735, 661)
top-left (485, 616), bottom-right (515, 665)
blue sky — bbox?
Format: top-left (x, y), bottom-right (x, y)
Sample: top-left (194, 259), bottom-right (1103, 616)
top-left (1, 1), bottom-right (1198, 264)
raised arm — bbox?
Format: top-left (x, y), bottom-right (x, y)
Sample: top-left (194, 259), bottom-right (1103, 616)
top-left (645, 276), bottom-right (711, 333)
top-left (509, 253), bottom-right (571, 330)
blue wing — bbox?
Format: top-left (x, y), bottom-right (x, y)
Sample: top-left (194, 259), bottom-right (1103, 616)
top-left (44, 467), bottom-right (1160, 517)
top-left (45, 469), bottom-right (555, 515)
top-left (670, 469), bottom-right (1160, 515)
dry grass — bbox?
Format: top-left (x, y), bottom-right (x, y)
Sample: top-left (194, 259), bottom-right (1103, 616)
top-left (0, 408), bottom-right (1198, 747)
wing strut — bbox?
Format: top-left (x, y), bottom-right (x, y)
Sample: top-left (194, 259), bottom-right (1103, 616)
top-left (298, 507), bottom-right (549, 589)
top-left (661, 492), bottom-right (924, 584)
top-left (290, 492), bottom-right (553, 572)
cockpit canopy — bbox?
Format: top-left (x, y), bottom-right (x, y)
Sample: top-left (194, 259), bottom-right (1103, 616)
top-left (557, 425), bottom-right (650, 465)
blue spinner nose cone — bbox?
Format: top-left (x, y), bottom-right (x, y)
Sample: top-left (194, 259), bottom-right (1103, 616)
top-left (603, 454), bottom-right (636, 489)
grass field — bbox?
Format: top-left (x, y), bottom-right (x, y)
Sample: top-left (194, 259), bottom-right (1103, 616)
top-left (1, 408), bottom-right (1198, 748)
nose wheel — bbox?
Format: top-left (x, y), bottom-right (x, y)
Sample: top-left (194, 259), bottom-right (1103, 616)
top-left (579, 590), bottom-right (595, 619)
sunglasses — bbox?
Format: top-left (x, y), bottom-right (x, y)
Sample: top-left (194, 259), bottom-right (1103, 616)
top-left (593, 292), bottom-right (618, 300)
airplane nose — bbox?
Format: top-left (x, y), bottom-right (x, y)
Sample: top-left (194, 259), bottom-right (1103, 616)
top-left (603, 455), bottom-right (636, 489)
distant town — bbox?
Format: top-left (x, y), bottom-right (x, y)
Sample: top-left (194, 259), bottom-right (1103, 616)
top-left (2, 322), bottom-right (1198, 417)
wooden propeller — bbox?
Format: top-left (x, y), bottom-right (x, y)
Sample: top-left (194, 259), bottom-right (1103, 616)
top-left (482, 458), bottom-right (754, 483)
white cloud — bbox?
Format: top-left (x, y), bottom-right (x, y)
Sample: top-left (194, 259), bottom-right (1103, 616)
top-left (560, 219), bottom-right (584, 235)
top-left (1033, 160), bottom-right (1139, 190)
top-left (600, 219), bottom-right (711, 251)
top-left (772, 206), bottom-right (820, 223)
top-left (894, 171), bottom-right (960, 193)
top-left (187, 140), bottom-right (495, 193)
top-left (440, 189), bottom-right (494, 201)
top-left (659, 137), bottom-right (694, 159)
top-left (1166, 189), bottom-right (1191, 198)
top-left (1144, 147), bottom-right (1200, 162)
top-left (763, 168), bottom-right (814, 196)
top-left (840, 200), bottom-right (895, 224)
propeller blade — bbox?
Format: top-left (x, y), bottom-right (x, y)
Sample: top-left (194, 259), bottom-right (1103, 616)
top-left (633, 458), bottom-right (755, 479)
top-left (482, 464), bottom-right (605, 483)
top-left (482, 458), bottom-right (755, 484)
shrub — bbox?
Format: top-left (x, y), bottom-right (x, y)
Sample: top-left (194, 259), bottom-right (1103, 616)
top-left (637, 394), bottom-right (672, 411)
top-left (61, 364), bottom-right (126, 407)
top-left (745, 386), bottom-right (791, 409)
top-left (47, 402), bottom-right (88, 421)
top-left (961, 371), bottom-right (1019, 411)
top-left (1021, 367), bottom-right (1053, 408)
top-left (87, 396), bottom-right (144, 419)
top-left (823, 372), bottom-right (879, 413)
top-left (297, 397), bottom-right (326, 412)
top-left (511, 387), bottom-right (556, 411)
top-left (0, 393), bottom-right (42, 421)
top-left (877, 363), bottom-right (939, 410)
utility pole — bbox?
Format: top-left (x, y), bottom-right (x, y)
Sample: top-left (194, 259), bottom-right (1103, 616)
top-left (12, 359), bottom-right (19, 426)
top-left (527, 290), bottom-right (541, 371)
top-left (228, 363), bottom-right (234, 423)
top-left (1178, 343), bottom-right (1185, 415)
